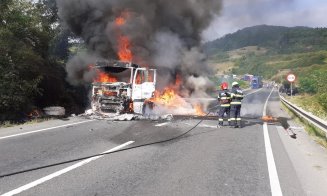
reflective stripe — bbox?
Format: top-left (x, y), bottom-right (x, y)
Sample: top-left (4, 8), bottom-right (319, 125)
top-left (230, 118), bottom-right (236, 120)
top-left (231, 102), bottom-right (242, 105)
top-left (221, 104), bottom-right (230, 107)
top-left (234, 95), bottom-right (243, 98)
top-left (236, 118), bottom-right (241, 121)
top-left (228, 119), bottom-right (231, 121)
top-left (219, 119), bottom-right (224, 121)
top-left (220, 97), bottom-right (231, 100)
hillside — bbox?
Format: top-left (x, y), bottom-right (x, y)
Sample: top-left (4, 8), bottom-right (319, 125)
top-left (205, 25), bottom-right (327, 118)
top-left (205, 25), bottom-right (327, 55)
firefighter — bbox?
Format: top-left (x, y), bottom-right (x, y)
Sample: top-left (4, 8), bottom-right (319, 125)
top-left (230, 82), bottom-right (244, 128)
top-left (217, 82), bottom-right (231, 127)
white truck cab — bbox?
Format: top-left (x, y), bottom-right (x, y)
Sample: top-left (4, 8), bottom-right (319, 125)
top-left (91, 61), bottom-right (156, 114)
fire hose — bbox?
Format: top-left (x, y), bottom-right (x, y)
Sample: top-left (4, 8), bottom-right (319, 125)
top-left (0, 104), bottom-right (221, 178)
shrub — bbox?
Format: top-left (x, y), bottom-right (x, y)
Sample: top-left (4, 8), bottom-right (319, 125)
top-left (318, 93), bottom-right (327, 111)
top-left (299, 77), bottom-right (317, 94)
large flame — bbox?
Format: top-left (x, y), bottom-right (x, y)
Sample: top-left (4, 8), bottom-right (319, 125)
top-left (148, 75), bottom-right (206, 116)
top-left (117, 35), bottom-right (133, 61)
top-left (94, 71), bottom-right (118, 83)
top-left (150, 88), bottom-right (189, 108)
top-left (110, 12), bottom-right (206, 116)
top-left (115, 12), bottom-right (133, 62)
top-left (194, 104), bottom-right (206, 116)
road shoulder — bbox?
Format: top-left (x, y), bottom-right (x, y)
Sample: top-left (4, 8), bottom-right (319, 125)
top-left (268, 90), bottom-right (327, 196)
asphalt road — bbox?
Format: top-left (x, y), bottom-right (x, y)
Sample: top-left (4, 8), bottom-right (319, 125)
top-left (0, 88), bottom-right (325, 196)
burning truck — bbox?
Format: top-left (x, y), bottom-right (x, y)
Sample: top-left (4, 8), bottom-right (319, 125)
top-left (91, 61), bottom-right (157, 115)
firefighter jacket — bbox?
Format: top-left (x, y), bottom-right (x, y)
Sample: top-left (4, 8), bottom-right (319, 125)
top-left (230, 87), bottom-right (244, 105)
top-left (218, 89), bottom-right (231, 107)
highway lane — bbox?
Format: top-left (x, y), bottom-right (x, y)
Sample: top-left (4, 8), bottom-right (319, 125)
top-left (0, 88), bottom-right (306, 195)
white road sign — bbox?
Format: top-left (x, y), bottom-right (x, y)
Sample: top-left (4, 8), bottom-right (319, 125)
top-left (287, 74), bottom-right (296, 83)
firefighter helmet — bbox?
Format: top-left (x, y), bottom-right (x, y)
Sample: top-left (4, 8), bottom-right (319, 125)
top-left (232, 81), bottom-right (239, 87)
top-left (221, 82), bottom-right (228, 90)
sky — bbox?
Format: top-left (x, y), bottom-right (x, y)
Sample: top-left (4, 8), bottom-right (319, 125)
top-left (202, 0), bottom-right (327, 42)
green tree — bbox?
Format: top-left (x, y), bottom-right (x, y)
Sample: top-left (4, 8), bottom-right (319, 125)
top-left (0, 0), bottom-right (53, 120)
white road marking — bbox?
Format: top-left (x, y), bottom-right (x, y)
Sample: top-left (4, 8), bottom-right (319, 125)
top-left (1, 141), bottom-right (134, 196)
top-left (0, 120), bottom-right (95, 140)
top-left (263, 89), bottom-right (283, 196)
top-left (200, 124), bottom-right (217, 129)
top-left (155, 122), bottom-right (170, 127)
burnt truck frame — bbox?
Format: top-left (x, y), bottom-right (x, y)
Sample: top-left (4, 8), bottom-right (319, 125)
top-left (91, 61), bottom-right (157, 114)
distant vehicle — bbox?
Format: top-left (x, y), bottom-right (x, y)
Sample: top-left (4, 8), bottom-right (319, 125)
top-left (251, 76), bottom-right (263, 89)
top-left (242, 74), bottom-right (253, 82)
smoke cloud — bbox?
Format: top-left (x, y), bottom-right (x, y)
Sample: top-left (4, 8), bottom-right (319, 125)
top-left (56, 0), bottom-right (222, 90)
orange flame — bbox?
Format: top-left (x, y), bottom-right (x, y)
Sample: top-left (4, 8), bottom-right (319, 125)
top-left (115, 17), bottom-right (126, 26)
top-left (149, 88), bottom-right (188, 108)
top-left (117, 35), bottom-right (133, 61)
top-left (175, 74), bottom-right (182, 86)
top-left (115, 12), bottom-right (133, 62)
top-left (194, 104), bottom-right (206, 116)
top-left (147, 75), bottom-right (206, 116)
top-left (28, 109), bottom-right (40, 118)
top-left (262, 116), bottom-right (277, 122)
top-left (94, 71), bottom-right (118, 83)
top-left (148, 75), bottom-right (182, 105)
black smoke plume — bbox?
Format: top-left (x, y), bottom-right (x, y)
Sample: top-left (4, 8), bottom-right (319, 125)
top-left (56, 0), bottom-right (221, 92)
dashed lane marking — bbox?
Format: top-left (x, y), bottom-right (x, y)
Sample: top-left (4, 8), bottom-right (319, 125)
top-left (1, 141), bottom-right (135, 196)
top-left (155, 122), bottom-right (170, 127)
top-left (0, 120), bottom-right (96, 141)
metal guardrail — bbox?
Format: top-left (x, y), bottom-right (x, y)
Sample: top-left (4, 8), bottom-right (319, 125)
top-left (279, 94), bottom-right (327, 135)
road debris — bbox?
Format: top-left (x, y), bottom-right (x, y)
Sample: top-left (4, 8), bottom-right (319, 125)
top-left (43, 107), bottom-right (65, 116)
top-left (80, 109), bottom-right (173, 121)
top-left (262, 116), bottom-right (297, 139)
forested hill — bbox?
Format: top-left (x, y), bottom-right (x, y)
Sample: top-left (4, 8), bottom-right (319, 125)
top-left (205, 25), bottom-right (327, 54)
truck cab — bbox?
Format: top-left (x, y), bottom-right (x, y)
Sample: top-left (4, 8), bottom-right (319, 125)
top-left (91, 61), bottom-right (156, 114)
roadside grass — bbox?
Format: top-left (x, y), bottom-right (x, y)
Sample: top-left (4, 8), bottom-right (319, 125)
top-left (209, 61), bottom-right (234, 75)
top-left (286, 94), bottom-right (327, 121)
top-left (281, 103), bottom-right (327, 148)
top-left (0, 118), bottom-right (54, 129)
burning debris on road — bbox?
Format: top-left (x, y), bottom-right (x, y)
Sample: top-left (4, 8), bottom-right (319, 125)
top-left (82, 108), bottom-right (174, 122)
top-left (56, 0), bottom-right (222, 116)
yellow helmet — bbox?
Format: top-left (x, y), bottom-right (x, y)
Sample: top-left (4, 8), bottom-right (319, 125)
top-left (232, 81), bottom-right (239, 87)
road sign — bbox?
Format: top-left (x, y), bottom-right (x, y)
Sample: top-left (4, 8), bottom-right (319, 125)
top-left (287, 74), bottom-right (296, 83)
